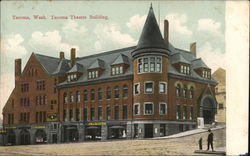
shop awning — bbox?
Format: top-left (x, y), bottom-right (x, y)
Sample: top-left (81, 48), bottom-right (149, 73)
top-left (109, 126), bottom-right (125, 129)
top-left (66, 127), bottom-right (77, 130)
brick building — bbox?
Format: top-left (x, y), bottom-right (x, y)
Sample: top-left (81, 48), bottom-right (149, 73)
top-left (1, 5), bottom-right (217, 145)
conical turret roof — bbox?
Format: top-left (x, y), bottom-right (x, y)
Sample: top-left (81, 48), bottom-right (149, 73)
top-left (132, 4), bottom-right (169, 57)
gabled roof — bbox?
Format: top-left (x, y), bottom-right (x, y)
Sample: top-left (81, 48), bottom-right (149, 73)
top-left (111, 54), bottom-right (129, 65)
top-left (53, 59), bottom-right (71, 75)
top-left (192, 58), bottom-right (209, 69)
top-left (88, 59), bottom-right (105, 70)
top-left (34, 53), bottom-right (61, 76)
top-left (171, 52), bottom-right (190, 64)
top-left (133, 5), bottom-right (168, 52)
top-left (67, 63), bottom-right (84, 73)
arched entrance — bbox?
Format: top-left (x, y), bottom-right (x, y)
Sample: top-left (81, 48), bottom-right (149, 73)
top-left (20, 129), bottom-right (30, 145)
top-left (35, 129), bottom-right (47, 144)
top-left (200, 96), bottom-right (216, 124)
top-left (7, 130), bottom-right (16, 145)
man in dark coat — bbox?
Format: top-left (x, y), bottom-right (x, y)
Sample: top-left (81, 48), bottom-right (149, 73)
top-left (207, 129), bottom-right (214, 151)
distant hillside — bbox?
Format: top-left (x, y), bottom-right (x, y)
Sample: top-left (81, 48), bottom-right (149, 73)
top-left (212, 68), bottom-right (226, 85)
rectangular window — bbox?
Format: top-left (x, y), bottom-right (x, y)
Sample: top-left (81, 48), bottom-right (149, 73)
top-left (106, 106), bottom-right (111, 120)
top-left (181, 65), bottom-right (184, 73)
top-left (159, 82), bottom-right (166, 94)
top-left (112, 67), bottom-right (115, 75)
top-left (114, 87), bottom-right (119, 98)
top-left (114, 105), bottom-right (119, 120)
top-left (98, 107), bottom-right (102, 120)
top-left (98, 88), bottom-right (102, 100)
top-left (219, 103), bottom-right (224, 109)
top-left (83, 108), bottom-right (87, 121)
top-left (159, 103), bottom-right (167, 115)
top-left (134, 104), bottom-right (140, 115)
top-left (144, 103), bottom-right (153, 115)
top-left (145, 82), bottom-right (153, 94)
top-left (190, 106), bottom-right (193, 120)
top-left (134, 83), bottom-right (140, 95)
top-left (176, 105), bottom-right (181, 120)
top-left (69, 109), bottom-right (73, 121)
top-left (183, 106), bottom-right (187, 120)
top-left (119, 66), bottom-right (123, 74)
top-left (84, 90), bottom-right (88, 101)
top-left (91, 108), bottom-right (95, 120)
top-left (123, 105), bottom-right (127, 119)
top-left (76, 108), bottom-right (80, 121)
top-left (91, 89), bottom-right (95, 101)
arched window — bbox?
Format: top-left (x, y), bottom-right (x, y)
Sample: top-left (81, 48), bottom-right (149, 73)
top-left (76, 91), bottom-right (80, 103)
top-left (106, 87), bottom-right (111, 99)
top-left (91, 89), bottom-right (95, 101)
top-left (83, 90), bottom-right (88, 101)
top-left (114, 86), bottom-right (119, 98)
top-left (123, 85), bottom-right (128, 98)
top-left (183, 85), bottom-right (187, 98)
top-left (190, 87), bottom-right (194, 99)
top-left (63, 93), bottom-right (67, 104)
top-left (176, 84), bottom-right (181, 97)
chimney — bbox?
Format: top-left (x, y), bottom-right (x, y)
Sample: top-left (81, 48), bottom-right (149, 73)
top-left (190, 42), bottom-right (196, 57)
top-left (60, 51), bottom-right (65, 59)
top-left (15, 59), bottom-right (21, 81)
top-left (70, 48), bottom-right (76, 67)
top-left (164, 20), bottom-right (169, 44)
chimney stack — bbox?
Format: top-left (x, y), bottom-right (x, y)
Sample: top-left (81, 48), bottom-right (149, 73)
top-left (15, 59), bottom-right (21, 81)
top-left (70, 48), bottom-right (76, 67)
top-left (164, 20), bottom-right (169, 44)
top-left (190, 42), bottom-right (196, 57)
top-left (60, 51), bottom-right (65, 59)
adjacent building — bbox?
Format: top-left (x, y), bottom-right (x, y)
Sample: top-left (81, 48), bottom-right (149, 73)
top-left (213, 68), bottom-right (226, 123)
top-left (1, 5), bottom-right (217, 145)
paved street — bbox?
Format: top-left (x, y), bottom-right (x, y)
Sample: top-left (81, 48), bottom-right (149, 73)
top-left (0, 127), bottom-right (225, 155)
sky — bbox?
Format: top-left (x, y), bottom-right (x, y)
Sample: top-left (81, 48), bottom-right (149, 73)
top-left (0, 0), bottom-right (226, 119)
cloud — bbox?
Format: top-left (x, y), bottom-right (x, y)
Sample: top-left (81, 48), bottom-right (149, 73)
top-left (197, 42), bottom-right (226, 72)
top-left (62, 20), bottom-right (88, 42)
top-left (126, 14), bottom-right (147, 33)
top-left (0, 73), bottom-right (14, 116)
top-left (165, 13), bottom-right (192, 36)
top-left (198, 18), bottom-right (222, 35)
top-left (1, 34), bottom-right (27, 58)
top-left (94, 23), bottom-right (136, 51)
top-left (28, 30), bottom-right (79, 57)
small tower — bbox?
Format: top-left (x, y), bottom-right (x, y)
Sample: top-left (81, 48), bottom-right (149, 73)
top-left (131, 5), bottom-right (170, 124)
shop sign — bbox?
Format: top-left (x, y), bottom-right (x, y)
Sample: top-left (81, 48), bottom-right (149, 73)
top-left (47, 113), bottom-right (58, 122)
top-left (32, 126), bottom-right (47, 129)
top-left (5, 126), bottom-right (16, 129)
top-left (87, 122), bottom-right (106, 126)
top-left (0, 129), bottom-right (7, 133)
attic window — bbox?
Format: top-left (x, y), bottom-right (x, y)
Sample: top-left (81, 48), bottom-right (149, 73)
top-left (67, 74), bottom-right (77, 82)
top-left (88, 70), bottom-right (99, 79)
top-left (180, 65), bottom-right (190, 75)
top-left (202, 70), bottom-right (211, 79)
top-left (111, 66), bottom-right (123, 75)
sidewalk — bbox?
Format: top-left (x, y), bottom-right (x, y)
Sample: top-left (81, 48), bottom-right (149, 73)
top-left (153, 124), bottom-right (225, 139)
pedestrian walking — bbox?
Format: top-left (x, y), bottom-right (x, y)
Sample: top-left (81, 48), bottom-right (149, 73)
top-left (207, 129), bottom-right (214, 151)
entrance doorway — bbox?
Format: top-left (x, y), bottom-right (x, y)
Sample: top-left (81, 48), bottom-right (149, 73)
top-left (86, 126), bottom-right (101, 140)
top-left (202, 97), bottom-right (216, 124)
top-left (144, 124), bottom-right (153, 138)
top-left (35, 129), bottom-right (47, 144)
top-left (108, 125), bottom-right (126, 139)
top-left (20, 129), bottom-right (30, 145)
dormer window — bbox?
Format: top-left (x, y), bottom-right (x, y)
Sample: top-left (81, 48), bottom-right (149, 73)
top-left (67, 74), bottom-right (77, 82)
top-left (138, 56), bottom-right (162, 73)
top-left (88, 70), bottom-right (99, 79)
top-left (202, 70), bottom-right (211, 79)
top-left (111, 66), bottom-right (123, 76)
top-left (180, 65), bottom-right (190, 75)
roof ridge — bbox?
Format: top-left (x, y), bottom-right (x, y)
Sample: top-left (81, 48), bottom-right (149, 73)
top-left (175, 48), bottom-right (191, 53)
top-left (34, 53), bottom-right (61, 60)
top-left (77, 46), bottom-right (135, 60)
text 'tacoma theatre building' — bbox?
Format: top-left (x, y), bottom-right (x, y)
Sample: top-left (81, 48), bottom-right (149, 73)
top-left (1, 5), bottom-right (217, 145)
